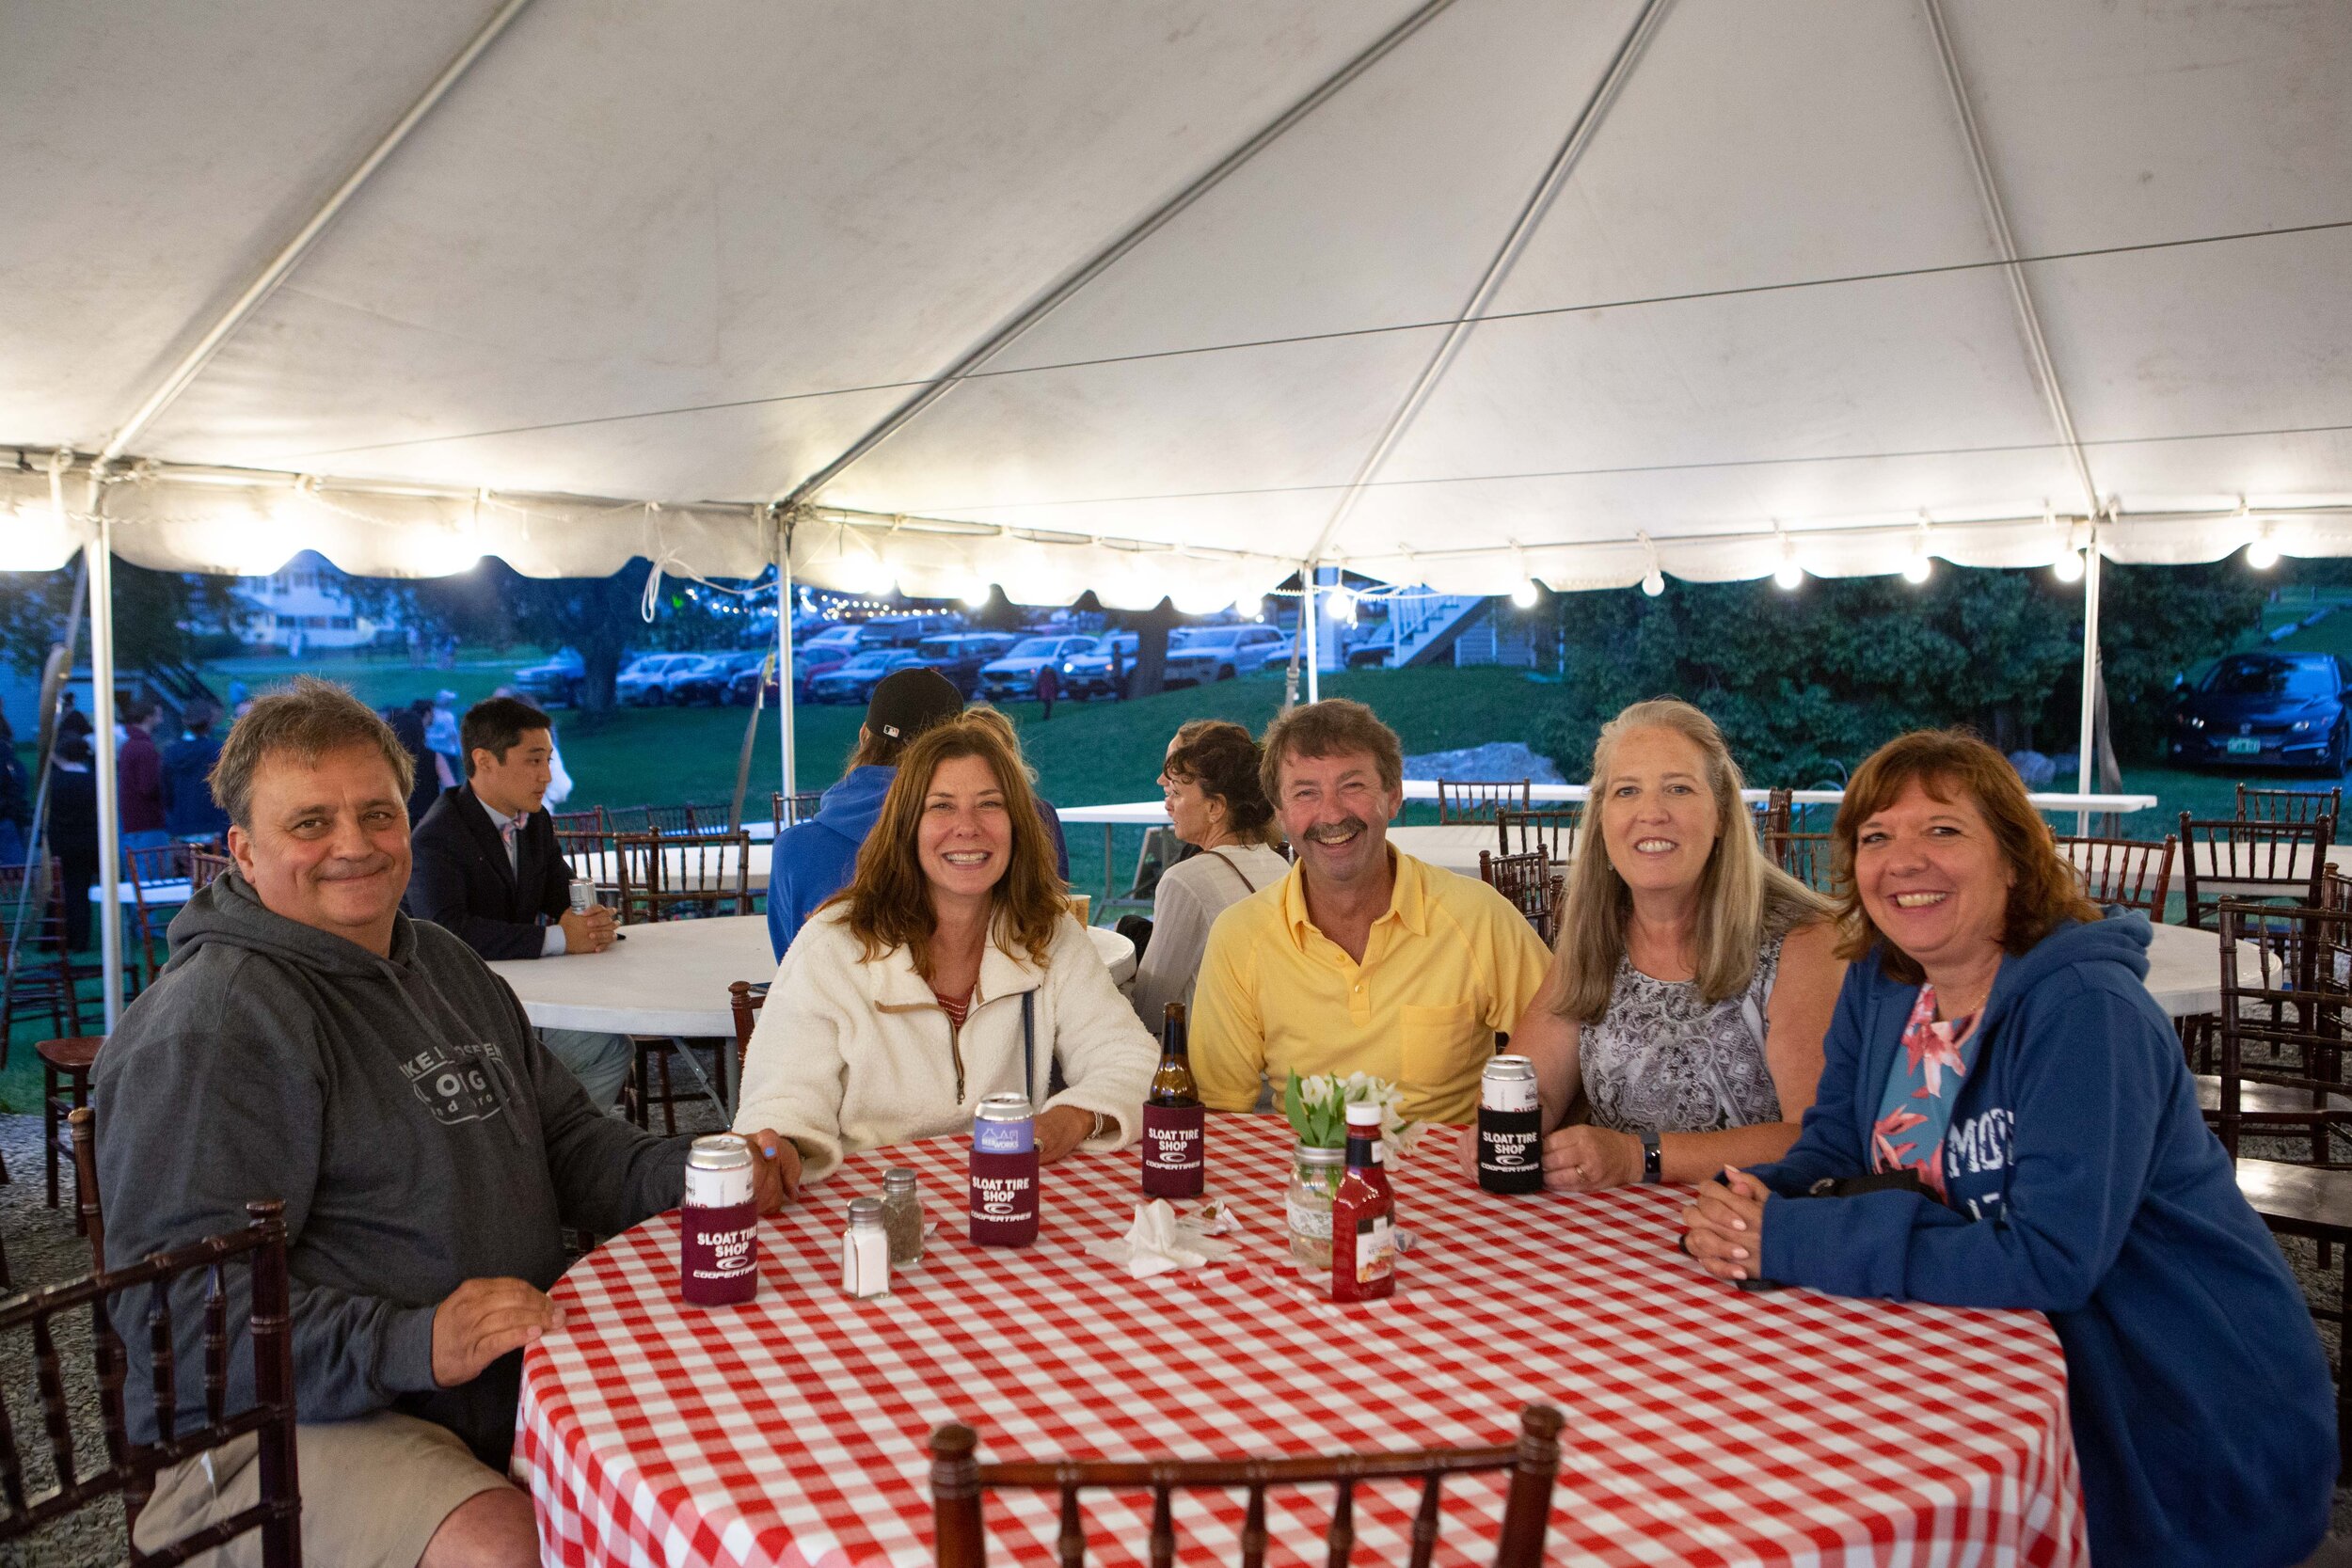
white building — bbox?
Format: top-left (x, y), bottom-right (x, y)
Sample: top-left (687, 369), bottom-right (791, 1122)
top-left (237, 550), bottom-right (384, 651)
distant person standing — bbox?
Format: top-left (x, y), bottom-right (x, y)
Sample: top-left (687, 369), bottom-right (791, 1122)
top-left (1034, 660), bottom-right (1058, 721)
top-left (160, 701), bottom-right (230, 842)
top-left (0, 712), bottom-right (30, 865)
top-left (387, 700), bottom-right (441, 822)
top-left (48, 733), bottom-right (99, 951)
top-left (424, 689), bottom-right (463, 790)
top-left (117, 700), bottom-right (169, 855)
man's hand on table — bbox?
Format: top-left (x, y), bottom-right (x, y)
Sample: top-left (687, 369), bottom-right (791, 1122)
top-left (432, 1277), bottom-right (561, 1387)
top-left (558, 905), bottom-right (617, 954)
top-left (1681, 1166), bottom-right (1770, 1283)
top-left (742, 1129), bottom-right (799, 1212)
top-left (1034, 1105), bottom-right (1097, 1164)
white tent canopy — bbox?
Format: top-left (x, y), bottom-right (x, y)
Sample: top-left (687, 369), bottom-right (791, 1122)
top-left (6, 0), bottom-right (2351, 598)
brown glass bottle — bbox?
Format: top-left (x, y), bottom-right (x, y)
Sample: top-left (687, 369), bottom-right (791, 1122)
top-left (1140, 1002), bottom-right (1205, 1197)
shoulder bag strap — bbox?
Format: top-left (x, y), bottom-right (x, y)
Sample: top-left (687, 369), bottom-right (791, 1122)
top-left (1210, 847), bottom-right (1260, 895)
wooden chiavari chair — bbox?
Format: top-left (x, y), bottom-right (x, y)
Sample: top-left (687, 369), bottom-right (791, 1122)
top-left (930, 1405), bottom-right (1561, 1568)
top-left (1493, 807), bottom-right (1580, 866)
top-left (1437, 780), bottom-right (1532, 826)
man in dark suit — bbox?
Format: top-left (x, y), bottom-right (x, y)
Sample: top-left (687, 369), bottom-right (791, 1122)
top-left (407, 697), bottom-right (630, 1105)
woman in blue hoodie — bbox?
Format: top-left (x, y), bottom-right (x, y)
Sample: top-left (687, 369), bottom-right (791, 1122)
top-left (1684, 730), bottom-right (2333, 1568)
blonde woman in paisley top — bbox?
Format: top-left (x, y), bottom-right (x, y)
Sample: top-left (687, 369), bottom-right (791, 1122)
top-left (1456, 699), bottom-right (1845, 1193)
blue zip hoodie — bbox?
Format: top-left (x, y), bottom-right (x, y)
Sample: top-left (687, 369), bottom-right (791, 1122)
top-left (1751, 911), bottom-right (2333, 1567)
top-left (767, 765), bottom-right (1073, 959)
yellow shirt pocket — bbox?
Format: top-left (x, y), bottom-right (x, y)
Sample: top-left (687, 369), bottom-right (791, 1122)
top-left (1398, 1000), bottom-right (1485, 1110)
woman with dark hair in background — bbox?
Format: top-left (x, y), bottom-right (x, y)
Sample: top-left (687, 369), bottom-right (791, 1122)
top-left (1128, 721), bottom-right (1287, 1029)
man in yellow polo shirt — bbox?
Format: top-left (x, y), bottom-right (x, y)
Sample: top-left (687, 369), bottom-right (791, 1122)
top-left (1189, 699), bottom-right (1551, 1125)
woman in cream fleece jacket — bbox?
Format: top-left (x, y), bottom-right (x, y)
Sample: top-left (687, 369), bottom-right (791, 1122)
top-left (734, 714), bottom-right (1155, 1185)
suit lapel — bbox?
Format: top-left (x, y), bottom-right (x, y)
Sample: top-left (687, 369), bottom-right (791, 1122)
top-left (456, 785), bottom-right (519, 892)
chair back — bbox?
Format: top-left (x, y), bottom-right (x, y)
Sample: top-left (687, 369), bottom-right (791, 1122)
top-left (628, 832), bottom-right (755, 922)
top-left (185, 850), bottom-right (233, 892)
top-left (1479, 850), bottom-right (1564, 946)
top-left (2213, 901), bottom-right (2352, 1166)
top-left (2178, 814), bottom-right (2333, 929)
top-left (1493, 807), bottom-right (1580, 865)
top-left (0, 860), bottom-right (87, 1047)
top-left (771, 791), bottom-right (825, 835)
top-left (1751, 787), bottom-right (1792, 844)
top-left (1437, 780), bottom-right (1531, 826)
top-left (729, 980), bottom-right (768, 1078)
top-left (550, 806), bottom-right (607, 835)
top-left (123, 843), bottom-right (195, 989)
top-left (2057, 834), bottom-right (2176, 917)
top-left (2237, 784), bottom-right (2344, 829)
top-left (0, 1197), bottom-right (300, 1565)
top-left (1765, 830), bottom-right (1837, 894)
top-left (930, 1403), bottom-right (1560, 1568)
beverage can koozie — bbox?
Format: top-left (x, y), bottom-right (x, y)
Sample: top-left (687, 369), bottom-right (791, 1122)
top-left (680, 1200), bottom-right (760, 1306)
top-left (1139, 1103), bottom-right (1205, 1197)
top-left (968, 1149), bottom-right (1039, 1246)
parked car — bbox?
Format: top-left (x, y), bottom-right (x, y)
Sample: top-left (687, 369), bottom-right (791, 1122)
top-left (977, 634), bottom-right (1099, 701)
top-left (616, 652), bottom-right (707, 705)
top-left (665, 651), bottom-right (763, 705)
top-left (1163, 624), bottom-right (1288, 687)
top-left (915, 633), bottom-right (1020, 697)
top-left (2167, 650), bottom-right (2352, 772)
top-left (1248, 630), bottom-right (1295, 673)
top-left (809, 648), bottom-right (930, 705)
top-left (513, 647), bottom-right (586, 707)
top-left (1060, 631), bottom-right (1139, 699)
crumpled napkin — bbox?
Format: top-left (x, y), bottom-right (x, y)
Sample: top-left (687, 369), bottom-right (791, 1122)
top-left (1084, 1199), bottom-right (1240, 1279)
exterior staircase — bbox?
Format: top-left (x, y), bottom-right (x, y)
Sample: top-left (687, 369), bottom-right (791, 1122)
top-left (1368, 593), bottom-right (1491, 668)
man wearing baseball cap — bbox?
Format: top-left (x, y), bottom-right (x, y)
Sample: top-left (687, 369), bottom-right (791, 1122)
top-left (766, 666), bottom-right (1071, 958)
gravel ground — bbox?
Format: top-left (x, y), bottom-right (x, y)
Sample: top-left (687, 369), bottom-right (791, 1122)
top-left (0, 1101), bottom-right (2344, 1562)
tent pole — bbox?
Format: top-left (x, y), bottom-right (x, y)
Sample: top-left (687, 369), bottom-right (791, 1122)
top-left (2075, 521), bottom-right (2102, 837)
top-left (772, 0), bottom-right (1464, 511)
top-left (87, 508), bottom-right (122, 1032)
top-left (1302, 563), bottom-right (1321, 706)
top-left (776, 508), bottom-right (797, 801)
top-left (97, 0), bottom-right (538, 464)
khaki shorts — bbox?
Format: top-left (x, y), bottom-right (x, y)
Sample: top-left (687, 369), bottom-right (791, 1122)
top-left (134, 1409), bottom-right (511, 1568)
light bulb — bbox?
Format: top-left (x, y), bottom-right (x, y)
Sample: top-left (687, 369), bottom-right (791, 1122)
top-left (1641, 568), bottom-right (1664, 597)
top-left (1327, 585), bottom-right (1357, 623)
top-left (1902, 554), bottom-right (1932, 584)
top-left (1773, 560), bottom-right (1804, 591)
top-left (2053, 550), bottom-right (2084, 583)
top-left (1511, 578), bottom-right (1538, 608)
top-left (2247, 537), bottom-right (2280, 570)
top-left (957, 578), bottom-right (993, 609)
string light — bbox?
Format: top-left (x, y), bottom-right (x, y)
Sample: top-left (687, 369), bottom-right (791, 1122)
top-left (1636, 530), bottom-right (1663, 596)
top-left (2247, 533), bottom-right (2280, 570)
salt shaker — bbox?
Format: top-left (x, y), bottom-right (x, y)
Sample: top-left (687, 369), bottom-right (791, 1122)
top-left (841, 1197), bottom-right (890, 1300)
top-left (880, 1167), bottom-right (924, 1266)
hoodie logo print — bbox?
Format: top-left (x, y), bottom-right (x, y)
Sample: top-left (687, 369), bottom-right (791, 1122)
top-left (398, 1038), bottom-right (509, 1126)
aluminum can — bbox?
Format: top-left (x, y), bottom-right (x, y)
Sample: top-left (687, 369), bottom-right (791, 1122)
top-left (1477, 1055), bottom-right (1544, 1195)
top-left (970, 1093), bottom-right (1039, 1247)
top-left (681, 1135), bottom-right (758, 1305)
top-left (568, 877), bottom-right (596, 916)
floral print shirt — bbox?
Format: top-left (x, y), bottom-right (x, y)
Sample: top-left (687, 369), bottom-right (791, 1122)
top-left (1867, 984), bottom-right (1985, 1199)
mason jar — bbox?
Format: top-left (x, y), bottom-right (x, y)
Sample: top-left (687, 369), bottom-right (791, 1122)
top-left (1285, 1143), bottom-right (1347, 1274)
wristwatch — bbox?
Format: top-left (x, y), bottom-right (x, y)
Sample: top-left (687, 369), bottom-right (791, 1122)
top-left (1639, 1128), bottom-right (1662, 1184)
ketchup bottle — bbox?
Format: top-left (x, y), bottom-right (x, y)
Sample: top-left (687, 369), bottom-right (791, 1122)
top-left (1329, 1101), bottom-right (1396, 1302)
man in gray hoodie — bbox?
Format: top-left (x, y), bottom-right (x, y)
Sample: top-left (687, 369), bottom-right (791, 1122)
top-left (95, 678), bottom-right (791, 1568)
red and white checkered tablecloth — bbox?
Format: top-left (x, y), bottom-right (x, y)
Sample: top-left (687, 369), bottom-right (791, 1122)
top-left (516, 1114), bottom-right (2083, 1567)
